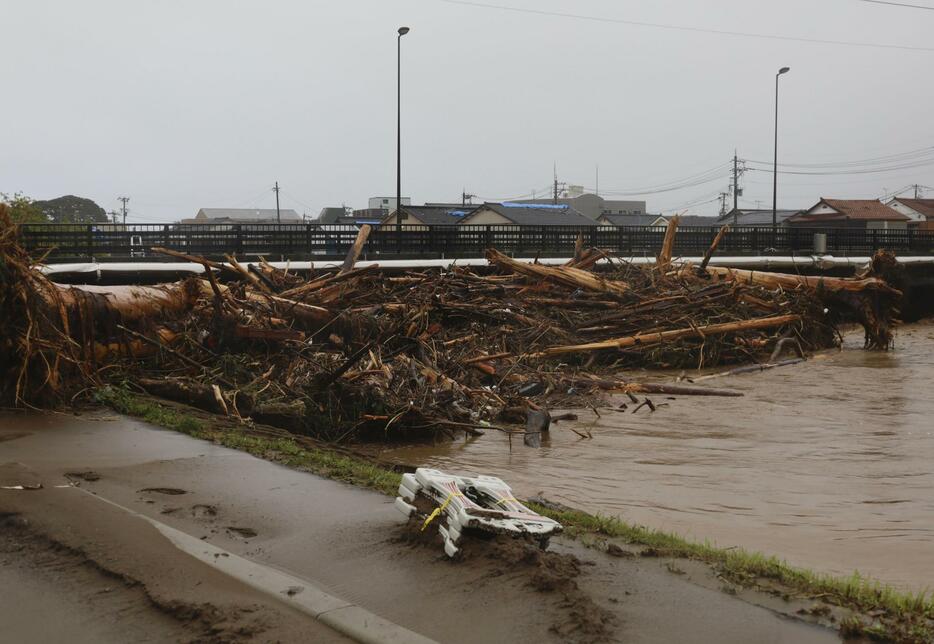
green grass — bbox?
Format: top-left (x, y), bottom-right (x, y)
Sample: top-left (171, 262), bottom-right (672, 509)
top-left (97, 384), bottom-right (932, 643)
top-left (96, 385), bottom-right (205, 435)
top-left (529, 503), bottom-right (933, 642)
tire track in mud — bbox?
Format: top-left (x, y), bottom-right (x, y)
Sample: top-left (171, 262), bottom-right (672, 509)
top-left (394, 518), bottom-right (617, 643)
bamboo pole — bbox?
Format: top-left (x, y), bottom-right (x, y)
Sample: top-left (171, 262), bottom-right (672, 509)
top-left (486, 249), bottom-right (629, 297)
top-left (689, 265), bottom-right (901, 295)
top-left (699, 225), bottom-right (729, 272)
top-left (528, 313), bottom-right (801, 358)
top-left (225, 254), bottom-right (272, 294)
top-left (657, 215), bottom-right (680, 267)
top-left (340, 224), bottom-right (371, 274)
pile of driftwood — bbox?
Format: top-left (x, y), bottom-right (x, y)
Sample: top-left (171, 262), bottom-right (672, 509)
top-left (1, 207), bottom-right (902, 442)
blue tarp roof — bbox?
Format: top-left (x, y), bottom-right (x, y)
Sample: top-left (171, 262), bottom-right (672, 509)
top-left (500, 202), bottom-right (568, 210)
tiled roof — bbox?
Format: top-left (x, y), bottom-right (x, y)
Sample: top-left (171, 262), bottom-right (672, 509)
top-left (668, 215), bottom-right (722, 227)
top-left (395, 205), bottom-right (474, 225)
top-left (599, 213), bottom-right (662, 226)
top-left (464, 203), bottom-right (598, 226)
top-left (894, 198), bottom-right (934, 219)
top-left (717, 209), bottom-right (801, 225)
top-left (196, 208), bottom-right (301, 222)
top-left (796, 199), bottom-right (909, 222)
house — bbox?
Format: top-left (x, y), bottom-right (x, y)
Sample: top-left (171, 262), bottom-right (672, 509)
top-left (182, 208), bottom-right (301, 224)
top-left (380, 205), bottom-right (475, 229)
top-left (717, 208), bottom-right (801, 227)
top-left (512, 193), bottom-right (646, 221)
top-left (350, 208), bottom-right (392, 224)
top-left (662, 215), bottom-right (721, 228)
top-left (457, 202), bottom-right (598, 226)
top-left (317, 207), bottom-right (350, 224)
top-left (787, 199), bottom-right (910, 229)
top-left (597, 213), bottom-right (666, 227)
top-left (886, 198), bottom-right (934, 230)
top-left (315, 207), bottom-right (383, 227)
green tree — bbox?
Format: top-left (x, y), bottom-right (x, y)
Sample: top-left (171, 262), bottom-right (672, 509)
top-left (1, 192), bottom-right (49, 224)
top-left (34, 195), bottom-right (109, 224)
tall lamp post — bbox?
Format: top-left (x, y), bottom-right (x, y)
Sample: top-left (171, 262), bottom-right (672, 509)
top-left (396, 26), bottom-right (410, 246)
top-left (772, 66), bottom-right (790, 247)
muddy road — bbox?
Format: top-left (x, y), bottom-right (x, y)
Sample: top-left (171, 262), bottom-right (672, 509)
top-left (383, 322), bottom-right (934, 591)
top-left (0, 413), bottom-right (835, 643)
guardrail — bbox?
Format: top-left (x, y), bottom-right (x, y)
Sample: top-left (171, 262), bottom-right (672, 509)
top-left (16, 223), bottom-right (934, 262)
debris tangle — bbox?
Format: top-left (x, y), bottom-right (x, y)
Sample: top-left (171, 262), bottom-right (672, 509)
top-left (0, 211), bottom-right (901, 443)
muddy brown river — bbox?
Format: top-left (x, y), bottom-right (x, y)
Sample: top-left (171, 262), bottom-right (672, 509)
top-left (382, 322), bottom-right (934, 591)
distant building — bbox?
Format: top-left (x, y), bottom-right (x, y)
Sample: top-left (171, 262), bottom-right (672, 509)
top-left (368, 196), bottom-right (411, 214)
top-left (349, 208), bottom-right (391, 224)
top-left (597, 213), bottom-right (666, 227)
top-left (183, 208), bottom-right (301, 224)
top-left (457, 202), bottom-right (598, 226)
top-left (512, 193), bottom-right (646, 221)
top-left (717, 208), bottom-right (801, 227)
top-left (886, 198), bottom-right (934, 230)
top-left (380, 204), bottom-right (475, 229)
top-left (787, 199), bottom-right (910, 229)
top-left (316, 206), bottom-right (389, 226)
top-left (317, 207), bottom-right (350, 224)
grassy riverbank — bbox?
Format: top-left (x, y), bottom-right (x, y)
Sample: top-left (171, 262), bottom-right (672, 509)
top-left (96, 385), bottom-right (933, 643)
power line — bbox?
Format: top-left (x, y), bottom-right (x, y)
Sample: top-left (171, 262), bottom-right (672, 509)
top-left (745, 157), bottom-right (934, 175)
top-left (859, 0), bottom-right (934, 10)
top-left (597, 162), bottom-right (731, 196)
top-left (230, 186), bottom-right (276, 208)
top-left (433, 0), bottom-right (934, 52)
top-left (280, 189), bottom-right (316, 213)
top-left (744, 144), bottom-right (934, 169)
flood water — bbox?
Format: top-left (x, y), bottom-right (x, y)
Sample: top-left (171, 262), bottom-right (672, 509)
top-left (382, 322), bottom-right (934, 591)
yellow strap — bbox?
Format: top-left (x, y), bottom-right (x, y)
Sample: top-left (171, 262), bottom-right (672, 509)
top-left (420, 491), bottom-right (462, 532)
top-left (494, 497), bottom-right (518, 506)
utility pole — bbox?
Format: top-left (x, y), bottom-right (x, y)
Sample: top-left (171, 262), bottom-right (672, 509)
top-left (915, 184), bottom-right (921, 199)
top-left (732, 152), bottom-right (743, 225)
top-left (461, 190), bottom-right (476, 205)
top-left (551, 163), bottom-right (566, 205)
top-left (273, 182), bottom-right (281, 223)
top-left (553, 163), bottom-right (558, 204)
top-left (118, 196), bottom-right (129, 226)
top-left (718, 192), bottom-right (730, 218)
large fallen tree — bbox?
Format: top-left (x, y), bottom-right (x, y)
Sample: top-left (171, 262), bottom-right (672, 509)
top-left (1, 207), bottom-right (902, 442)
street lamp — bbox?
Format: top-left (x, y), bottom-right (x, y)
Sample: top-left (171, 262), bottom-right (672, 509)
top-left (396, 26), bottom-right (410, 244)
top-left (772, 66), bottom-right (790, 246)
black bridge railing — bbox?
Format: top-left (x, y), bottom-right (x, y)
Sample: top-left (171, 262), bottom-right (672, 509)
top-left (16, 223), bottom-right (934, 262)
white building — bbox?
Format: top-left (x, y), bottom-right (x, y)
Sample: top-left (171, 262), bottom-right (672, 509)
top-left (368, 196), bottom-right (411, 213)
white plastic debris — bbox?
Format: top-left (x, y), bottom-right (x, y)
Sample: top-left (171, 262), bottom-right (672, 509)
top-left (396, 467), bottom-right (562, 557)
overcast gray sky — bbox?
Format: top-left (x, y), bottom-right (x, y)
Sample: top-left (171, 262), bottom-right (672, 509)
top-left (3, 0), bottom-right (933, 221)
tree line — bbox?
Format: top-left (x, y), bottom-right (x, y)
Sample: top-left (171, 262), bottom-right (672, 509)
top-left (1, 193), bottom-right (111, 224)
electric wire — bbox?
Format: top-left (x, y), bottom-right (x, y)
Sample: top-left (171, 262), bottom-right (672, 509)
top-left (744, 145), bottom-right (934, 169)
top-left (433, 0), bottom-right (934, 52)
top-left (859, 0), bottom-right (934, 10)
